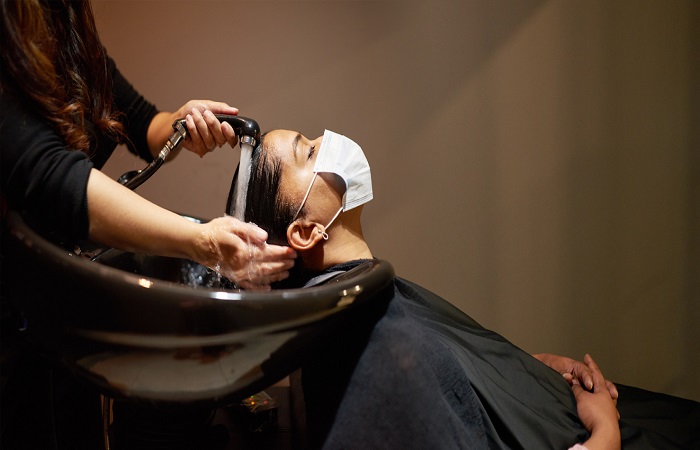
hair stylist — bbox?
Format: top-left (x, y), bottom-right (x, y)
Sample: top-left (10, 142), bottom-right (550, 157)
top-left (0, 0), bottom-right (296, 291)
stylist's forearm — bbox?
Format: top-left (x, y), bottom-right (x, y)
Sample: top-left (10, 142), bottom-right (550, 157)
top-left (146, 111), bottom-right (179, 159)
top-left (86, 169), bottom-right (200, 259)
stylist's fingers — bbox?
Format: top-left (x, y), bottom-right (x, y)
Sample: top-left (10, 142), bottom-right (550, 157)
top-left (227, 219), bottom-right (268, 244)
top-left (230, 221), bottom-right (297, 260)
top-left (256, 242), bottom-right (298, 262)
top-left (238, 268), bottom-right (291, 290)
top-left (235, 260), bottom-right (294, 291)
top-left (222, 122), bottom-right (239, 148)
top-left (191, 108), bottom-right (216, 151)
top-left (235, 245), bottom-right (296, 290)
top-left (195, 100), bottom-right (238, 116)
top-left (185, 112), bottom-right (209, 157)
top-left (202, 110), bottom-right (228, 147)
top-left (178, 100), bottom-right (238, 120)
top-left (187, 100), bottom-right (239, 148)
top-left (247, 258), bottom-right (295, 277)
top-left (204, 217), bottom-right (297, 288)
top-left (239, 244), bottom-right (295, 277)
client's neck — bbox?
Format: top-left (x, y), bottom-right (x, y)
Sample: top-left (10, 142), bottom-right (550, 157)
top-left (302, 209), bottom-right (372, 271)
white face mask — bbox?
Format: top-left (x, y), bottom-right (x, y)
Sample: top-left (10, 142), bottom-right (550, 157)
top-left (292, 129), bottom-right (373, 240)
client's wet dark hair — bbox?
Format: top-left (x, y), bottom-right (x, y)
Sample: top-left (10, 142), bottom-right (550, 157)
top-left (230, 133), bottom-right (309, 288)
top-left (239, 133), bottom-right (299, 246)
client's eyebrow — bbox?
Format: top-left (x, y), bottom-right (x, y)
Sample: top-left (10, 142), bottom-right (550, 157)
top-left (292, 133), bottom-right (301, 158)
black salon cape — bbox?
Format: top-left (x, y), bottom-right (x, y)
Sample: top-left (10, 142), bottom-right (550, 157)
top-left (298, 260), bottom-right (700, 450)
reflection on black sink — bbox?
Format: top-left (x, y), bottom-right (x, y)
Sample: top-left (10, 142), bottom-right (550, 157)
top-left (93, 248), bottom-right (230, 289)
top-left (4, 211), bottom-right (394, 404)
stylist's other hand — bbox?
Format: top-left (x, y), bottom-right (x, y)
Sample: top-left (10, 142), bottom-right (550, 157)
top-left (175, 100), bottom-right (239, 157)
top-left (195, 216), bottom-right (297, 291)
top-left (533, 353), bottom-right (618, 402)
top-left (573, 354), bottom-right (621, 450)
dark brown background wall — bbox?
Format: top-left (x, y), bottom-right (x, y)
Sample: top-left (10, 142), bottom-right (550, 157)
top-left (94, 0), bottom-right (699, 401)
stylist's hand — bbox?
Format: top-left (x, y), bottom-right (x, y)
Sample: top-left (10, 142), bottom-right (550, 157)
top-left (573, 354), bottom-right (621, 450)
top-left (174, 100), bottom-right (240, 157)
top-left (533, 353), bottom-right (618, 402)
top-left (194, 216), bottom-right (297, 291)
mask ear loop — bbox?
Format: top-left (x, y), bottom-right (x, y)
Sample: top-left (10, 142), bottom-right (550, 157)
top-left (292, 172), bottom-right (343, 241)
top-left (292, 173), bottom-right (318, 222)
top-left (318, 206), bottom-right (343, 240)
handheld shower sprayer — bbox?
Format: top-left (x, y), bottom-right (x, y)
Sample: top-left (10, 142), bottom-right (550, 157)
top-left (117, 115), bottom-right (260, 190)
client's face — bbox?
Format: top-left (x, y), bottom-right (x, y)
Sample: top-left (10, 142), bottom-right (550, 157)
top-left (263, 130), bottom-right (345, 220)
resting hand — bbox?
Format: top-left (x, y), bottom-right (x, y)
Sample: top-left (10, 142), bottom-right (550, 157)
top-left (573, 354), bottom-right (621, 450)
top-left (174, 100), bottom-right (240, 157)
top-left (194, 216), bottom-right (297, 291)
top-left (533, 353), bottom-right (618, 401)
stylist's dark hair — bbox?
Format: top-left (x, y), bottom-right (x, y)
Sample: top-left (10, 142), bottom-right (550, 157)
top-left (0, 0), bottom-right (125, 154)
top-left (242, 133), bottom-right (300, 246)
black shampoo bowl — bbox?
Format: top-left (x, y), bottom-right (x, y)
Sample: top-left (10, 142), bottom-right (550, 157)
top-left (3, 211), bottom-right (394, 405)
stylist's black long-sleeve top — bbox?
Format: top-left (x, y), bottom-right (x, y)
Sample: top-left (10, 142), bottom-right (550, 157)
top-left (0, 57), bottom-right (158, 241)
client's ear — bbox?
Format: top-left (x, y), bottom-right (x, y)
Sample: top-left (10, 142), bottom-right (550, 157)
top-left (287, 220), bottom-right (326, 251)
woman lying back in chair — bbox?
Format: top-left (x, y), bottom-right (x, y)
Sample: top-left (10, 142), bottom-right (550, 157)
top-left (235, 128), bottom-right (700, 450)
